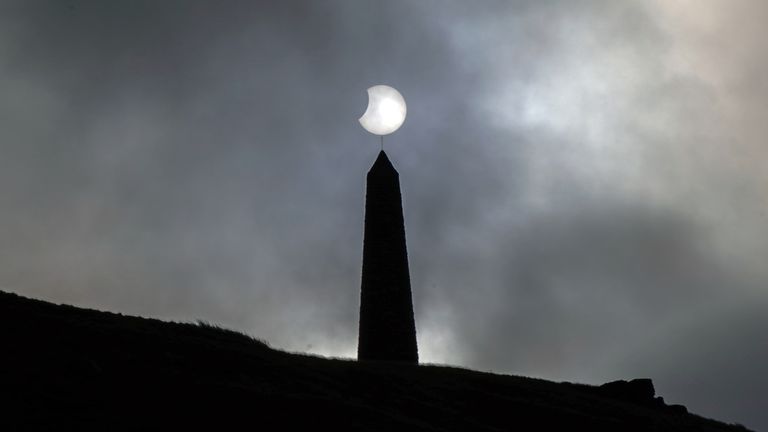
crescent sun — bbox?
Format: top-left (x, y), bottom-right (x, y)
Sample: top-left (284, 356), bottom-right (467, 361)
top-left (358, 85), bottom-right (407, 136)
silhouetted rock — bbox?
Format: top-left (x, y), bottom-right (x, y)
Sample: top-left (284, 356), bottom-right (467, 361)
top-left (670, 404), bottom-right (690, 415)
top-left (599, 378), bottom-right (657, 405)
top-left (598, 378), bottom-right (690, 415)
top-left (358, 151), bottom-right (419, 363)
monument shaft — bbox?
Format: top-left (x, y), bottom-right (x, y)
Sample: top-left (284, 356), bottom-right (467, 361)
top-left (358, 151), bottom-right (418, 363)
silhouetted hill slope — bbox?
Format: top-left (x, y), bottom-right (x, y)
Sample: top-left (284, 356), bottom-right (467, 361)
top-left (0, 291), bottom-right (751, 431)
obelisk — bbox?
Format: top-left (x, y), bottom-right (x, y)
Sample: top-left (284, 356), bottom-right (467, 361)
top-left (358, 150), bottom-right (418, 363)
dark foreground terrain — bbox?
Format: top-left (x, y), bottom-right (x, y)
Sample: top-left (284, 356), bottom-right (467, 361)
top-left (0, 291), bottom-right (751, 431)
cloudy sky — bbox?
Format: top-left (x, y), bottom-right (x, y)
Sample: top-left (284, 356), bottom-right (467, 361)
top-left (1, 0), bottom-right (766, 428)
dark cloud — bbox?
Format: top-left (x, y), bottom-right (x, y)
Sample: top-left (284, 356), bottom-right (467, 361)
top-left (0, 1), bottom-right (765, 429)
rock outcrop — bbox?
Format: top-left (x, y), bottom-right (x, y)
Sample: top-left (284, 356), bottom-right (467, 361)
top-left (598, 378), bottom-right (688, 414)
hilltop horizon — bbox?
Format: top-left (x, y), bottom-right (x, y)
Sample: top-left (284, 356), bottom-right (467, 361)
top-left (0, 289), bottom-right (754, 431)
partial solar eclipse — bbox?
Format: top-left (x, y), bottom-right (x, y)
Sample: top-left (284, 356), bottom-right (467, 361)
top-left (359, 85), bottom-right (407, 135)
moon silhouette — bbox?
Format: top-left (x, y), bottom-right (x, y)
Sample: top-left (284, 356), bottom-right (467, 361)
top-left (358, 85), bottom-right (407, 136)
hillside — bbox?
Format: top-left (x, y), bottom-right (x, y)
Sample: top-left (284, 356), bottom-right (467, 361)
top-left (0, 290), bottom-right (751, 431)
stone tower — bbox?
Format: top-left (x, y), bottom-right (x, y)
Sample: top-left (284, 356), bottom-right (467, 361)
top-left (358, 150), bottom-right (418, 363)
